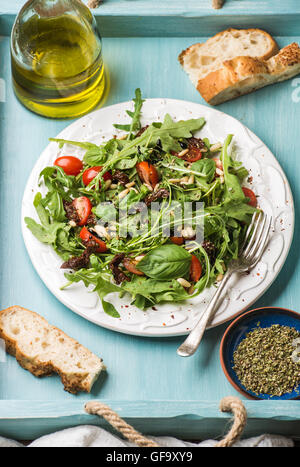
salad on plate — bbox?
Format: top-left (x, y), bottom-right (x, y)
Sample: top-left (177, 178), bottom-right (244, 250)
top-left (25, 90), bottom-right (258, 318)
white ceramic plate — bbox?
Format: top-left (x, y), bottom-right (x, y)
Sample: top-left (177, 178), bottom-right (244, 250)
top-left (21, 99), bottom-right (294, 337)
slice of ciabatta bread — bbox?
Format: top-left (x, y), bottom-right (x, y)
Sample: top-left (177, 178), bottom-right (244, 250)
top-left (0, 306), bottom-right (105, 394)
top-left (197, 42), bottom-right (300, 105)
top-left (179, 28), bottom-right (279, 86)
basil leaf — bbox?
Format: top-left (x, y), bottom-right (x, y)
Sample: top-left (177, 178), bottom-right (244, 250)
top-left (137, 245), bottom-right (192, 280)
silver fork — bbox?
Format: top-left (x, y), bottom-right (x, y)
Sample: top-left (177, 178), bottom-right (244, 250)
top-left (177, 212), bottom-right (272, 357)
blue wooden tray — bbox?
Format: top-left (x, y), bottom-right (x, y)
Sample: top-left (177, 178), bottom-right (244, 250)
top-left (1, 0), bottom-right (300, 440)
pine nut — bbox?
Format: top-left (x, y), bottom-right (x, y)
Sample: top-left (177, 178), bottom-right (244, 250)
top-left (216, 168), bottom-right (224, 176)
top-left (93, 225), bottom-right (111, 241)
top-left (210, 142), bottom-right (222, 152)
top-left (110, 183), bottom-right (118, 189)
top-left (180, 176), bottom-right (189, 185)
top-left (118, 188), bottom-right (130, 199)
top-left (135, 255), bottom-right (145, 262)
top-left (177, 278), bottom-right (192, 288)
top-left (125, 181), bottom-right (136, 188)
top-left (178, 148), bottom-right (189, 157)
top-left (216, 274), bottom-right (224, 282)
top-left (69, 220), bottom-right (77, 227)
top-left (187, 174), bottom-right (195, 184)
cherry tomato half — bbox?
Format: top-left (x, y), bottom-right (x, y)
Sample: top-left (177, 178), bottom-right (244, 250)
top-left (54, 156), bottom-right (83, 176)
top-left (242, 187), bottom-right (257, 208)
top-left (171, 138), bottom-right (205, 163)
top-left (79, 226), bottom-right (107, 253)
top-left (170, 236), bottom-right (184, 245)
top-left (190, 255), bottom-right (202, 282)
top-left (136, 161), bottom-right (159, 189)
top-left (123, 258), bottom-right (144, 276)
top-left (82, 166), bottom-right (112, 187)
top-left (181, 147), bottom-right (203, 163)
top-left (72, 197), bottom-right (92, 226)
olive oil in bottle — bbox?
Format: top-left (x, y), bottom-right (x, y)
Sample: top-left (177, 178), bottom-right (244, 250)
top-left (11, 0), bottom-right (105, 118)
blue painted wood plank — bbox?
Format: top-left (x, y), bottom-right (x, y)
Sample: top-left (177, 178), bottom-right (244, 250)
top-left (1, 0), bottom-right (300, 16)
top-left (1, 400), bottom-right (300, 440)
top-left (1, 1), bottom-right (300, 36)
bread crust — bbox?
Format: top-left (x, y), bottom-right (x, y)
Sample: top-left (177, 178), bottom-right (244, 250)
top-left (179, 28), bottom-right (279, 65)
top-left (197, 43), bottom-right (300, 105)
top-left (0, 306), bottom-right (104, 394)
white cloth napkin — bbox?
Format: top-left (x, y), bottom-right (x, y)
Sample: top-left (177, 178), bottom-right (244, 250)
top-left (0, 426), bottom-right (294, 447)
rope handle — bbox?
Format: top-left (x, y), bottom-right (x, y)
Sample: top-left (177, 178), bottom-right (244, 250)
top-left (87, 0), bottom-right (102, 9)
top-left (212, 0), bottom-right (225, 9)
top-left (85, 396), bottom-right (247, 447)
top-left (215, 396), bottom-right (247, 447)
top-left (85, 401), bottom-right (159, 447)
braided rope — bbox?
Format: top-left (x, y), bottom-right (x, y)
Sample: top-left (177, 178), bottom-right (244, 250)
top-left (85, 396), bottom-right (246, 447)
top-left (85, 401), bottom-right (159, 447)
top-left (215, 396), bottom-right (247, 447)
top-left (212, 0), bottom-right (224, 9)
top-left (87, 0), bottom-right (102, 9)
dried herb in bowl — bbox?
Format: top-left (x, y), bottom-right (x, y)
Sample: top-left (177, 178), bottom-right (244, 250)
top-left (233, 324), bottom-right (300, 397)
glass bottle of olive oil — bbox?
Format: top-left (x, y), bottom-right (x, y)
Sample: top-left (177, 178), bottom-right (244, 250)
top-left (11, 0), bottom-right (105, 118)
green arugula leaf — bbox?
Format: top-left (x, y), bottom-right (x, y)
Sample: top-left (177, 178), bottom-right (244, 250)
top-left (25, 217), bottom-right (65, 244)
top-left (114, 88), bottom-right (144, 138)
top-left (115, 155), bottom-right (138, 170)
top-left (144, 114), bottom-right (206, 153)
top-left (42, 190), bottom-right (66, 222)
top-left (122, 276), bottom-right (191, 308)
top-left (93, 202), bottom-right (117, 222)
top-left (191, 158), bottom-right (216, 183)
top-left (92, 276), bottom-right (121, 318)
top-left (49, 138), bottom-right (99, 150)
top-left (221, 135), bottom-right (245, 203)
top-left (101, 299), bottom-right (120, 318)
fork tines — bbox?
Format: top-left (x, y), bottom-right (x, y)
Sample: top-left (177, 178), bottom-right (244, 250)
top-left (242, 212), bottom-right (272, 267)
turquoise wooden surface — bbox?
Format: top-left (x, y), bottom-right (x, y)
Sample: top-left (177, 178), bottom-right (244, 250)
top-left (1, 1), bottom-right (300, 36)
top-left (1, 3), bottom-right (300, 439)
top-left (1, 0), bottom-right (300, 16)
top-left (1, 400), bottom-right (300, 440)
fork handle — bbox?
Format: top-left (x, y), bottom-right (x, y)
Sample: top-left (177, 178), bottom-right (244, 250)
top-left (177, 271), bottom-right (233, 357)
